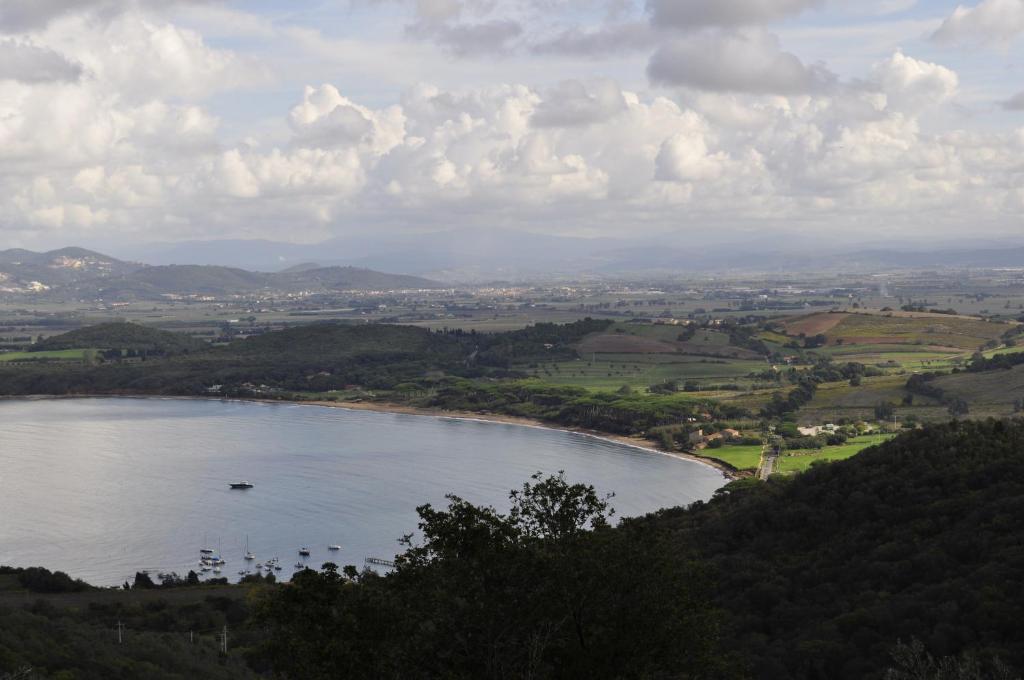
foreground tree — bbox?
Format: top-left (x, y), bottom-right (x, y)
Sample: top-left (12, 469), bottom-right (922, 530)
top-left (253, 472), bottom-right (731, 679)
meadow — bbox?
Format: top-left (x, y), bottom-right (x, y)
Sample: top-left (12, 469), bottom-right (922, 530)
top-left (0, 348), bottom-right (90, 362)
top-left (775, 434), bottom-right (894, 474)
top-left (700, 443), bottom-right (763, 471)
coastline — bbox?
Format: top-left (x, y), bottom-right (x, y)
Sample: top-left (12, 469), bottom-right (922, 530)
top-left (3, 393), bottom-right (739, 480)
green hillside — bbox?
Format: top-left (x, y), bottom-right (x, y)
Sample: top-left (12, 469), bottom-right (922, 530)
top-left (33, 322), bottom-right (205, 355)
top-left (248, 420), bottom-right (1024, 679)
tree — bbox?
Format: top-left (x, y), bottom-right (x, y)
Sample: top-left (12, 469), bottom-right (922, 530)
top-left (885, 639), bottom-right (1019, 680)
top-left (875, 401), bottom-right (897, 421)
top-left (253, 473), bottom-right (730, 679)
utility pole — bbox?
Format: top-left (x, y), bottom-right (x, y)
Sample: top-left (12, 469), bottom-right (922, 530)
top-left (221, 625), bottom-right (228, 654)
top-left (117, 621), bottom-right (124, 644)
top-left (189, 630), bottom-right (193, 644)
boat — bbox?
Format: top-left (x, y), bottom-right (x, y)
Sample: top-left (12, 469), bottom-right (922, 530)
top-left (294, 562), bottom-right (304, 569)
top-left (298, 547), bottom-right (311, 557)
top-left (229, 481), bottom-right (254, 489)
top-left (200, 565), bottom-right (211, 572)
top-left (237, 570), bottom-right (247, 576)
top-left (274, 565), bottom-right (283, 571)
top-left (200, 548), bottom-right (214, 554)
top-left (255, 563), bottom-right (263, 569)
top-left (244, 534), bottom-right (255, 560)
top-left (213, 567), bottom-right (221, 574)
top-left (328, 544), bottom-right (341, 551)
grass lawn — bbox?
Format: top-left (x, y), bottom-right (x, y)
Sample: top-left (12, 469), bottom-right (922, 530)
top-left (775, 434), bottom-right (894, 474)
top-left (701, 443), bottom-right (763, 471)
top-left (0, 349), bottom-right (90, 362)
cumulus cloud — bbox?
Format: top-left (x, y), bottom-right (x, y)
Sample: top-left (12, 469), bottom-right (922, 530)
top-left (647, 30), bottom-right (835, 94)
top-left (531, 80), bottom-right (629, 127)
top-left (0, 40), bottom-right (82, 83)
top-left (1, 1), bottom-right (1022, 246)
top-left (931, 0), bottom-right (1024, 46)
top-left (289, 84), bottom-right (405, 154)
top-left (56, 14), bottom-right (265, 101)
top-left (0, 0), bottom-right (217, 33)
top-left (870, 51), bottom-right (958, 112)
top-left (646, 0), bottom-right (822, 30)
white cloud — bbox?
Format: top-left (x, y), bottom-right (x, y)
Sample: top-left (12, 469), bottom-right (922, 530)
top-left (0, 40), bottom-right (82, 83)
top-left (647, 29), bottom-right (836, 94)
top-left (1, 0), bottom-right (1023, 247)
top-left (646, 0), bottom-right (822, 30)
top-left (932, 0), bottom-right (1024, 46)
top-left (0, 0), bottom-right (221, 33)
top-left (870, 51), bottom-right (958, 112)
top-left (408, 18), bottom-right (524, 56)
top-left (531, 21), bottom-right (654, 55)
top-left (531, 80), bottom-right (629, 127)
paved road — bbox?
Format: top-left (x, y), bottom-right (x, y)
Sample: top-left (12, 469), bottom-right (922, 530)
top-left (759, 453), bottom-right (777, 480)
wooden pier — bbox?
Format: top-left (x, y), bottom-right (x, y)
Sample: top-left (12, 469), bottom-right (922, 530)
top-left (364, 557), bottom-right (396, 568)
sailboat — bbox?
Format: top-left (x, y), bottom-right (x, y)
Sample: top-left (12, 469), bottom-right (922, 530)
top-left (244, 534), bottom-right (255, 561)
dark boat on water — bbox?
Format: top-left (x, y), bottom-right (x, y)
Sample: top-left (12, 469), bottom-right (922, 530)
top-left (230, 481), bottom-right (254, 489)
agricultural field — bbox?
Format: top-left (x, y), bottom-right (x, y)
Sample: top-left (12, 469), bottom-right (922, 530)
top-left (930, 364), bottom-right (1024, 417)
top-left (785, 311), bottom-right (1010, 351)
top-left (525, 356), bottom-right (765, 393)
top-left (577, 324), bottom-right (762, 360)
top-left (775, 434), bottom-right (894, 474)
top-left (700, 443), bottom-right (763, 472)
top-left (0, 348), bottom-right (91, 362)
top-left (523, 321), bottom-right (771, 393)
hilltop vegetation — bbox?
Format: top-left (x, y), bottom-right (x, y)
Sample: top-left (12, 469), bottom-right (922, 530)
top-left (32, 322), bottom-right (205, 355)
top-left (251, 421), bottom-right (1024, 679)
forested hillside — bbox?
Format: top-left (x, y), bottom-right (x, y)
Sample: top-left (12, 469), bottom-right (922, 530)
top-left (32, 322), bottom-right (205, 355)
top-left (246, 420), bottom-right (1024, 679)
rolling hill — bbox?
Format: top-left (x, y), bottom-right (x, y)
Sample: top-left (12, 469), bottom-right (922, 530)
top-left (0, 248), bottom-right (442, 298)
top-left (33, 322), bottom-right (206, 355)
top-left (0, 247), bottom-right (143, 293)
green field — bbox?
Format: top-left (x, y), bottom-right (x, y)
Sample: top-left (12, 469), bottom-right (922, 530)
top-left (701, 443), bottom-right (763, 471)
top-left (0, 349), bottom-right (90, 362)
top-left (930, 364), bottom-right (1024, 417)
top-left (526, 356), bottom-right (765, 393)
top-left (775, 434), bottom-right (894, 474)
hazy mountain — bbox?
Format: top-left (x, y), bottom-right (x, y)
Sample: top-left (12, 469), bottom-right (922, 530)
top-left (0, 249), bottom-right (442, 298)
top-left (0, 247), bottom-right (144, 292)
top-left (115, 230), bottom-right (1024, 281)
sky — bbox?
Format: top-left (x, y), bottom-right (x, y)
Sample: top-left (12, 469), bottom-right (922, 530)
top-left (2, 0), bottom-right (1024, 251)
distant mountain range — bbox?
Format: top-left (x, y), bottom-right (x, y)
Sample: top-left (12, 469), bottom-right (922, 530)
top-left (7, 235), bottom-right (1024, 295)
top-left (112, 230), bottom-right (1024, 281)
top-left (0, 248), bottom-right (442, 299)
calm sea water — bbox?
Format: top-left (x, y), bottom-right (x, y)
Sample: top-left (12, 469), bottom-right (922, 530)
top-left (0, 398), bottom-right (726, 586)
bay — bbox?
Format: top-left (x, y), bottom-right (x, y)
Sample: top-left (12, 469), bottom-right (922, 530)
top-left (0, 398), bottom-right (726, 585)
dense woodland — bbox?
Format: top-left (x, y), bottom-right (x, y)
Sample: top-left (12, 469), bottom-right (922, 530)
top-left (3, 421), bottom-right (1023, 678)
